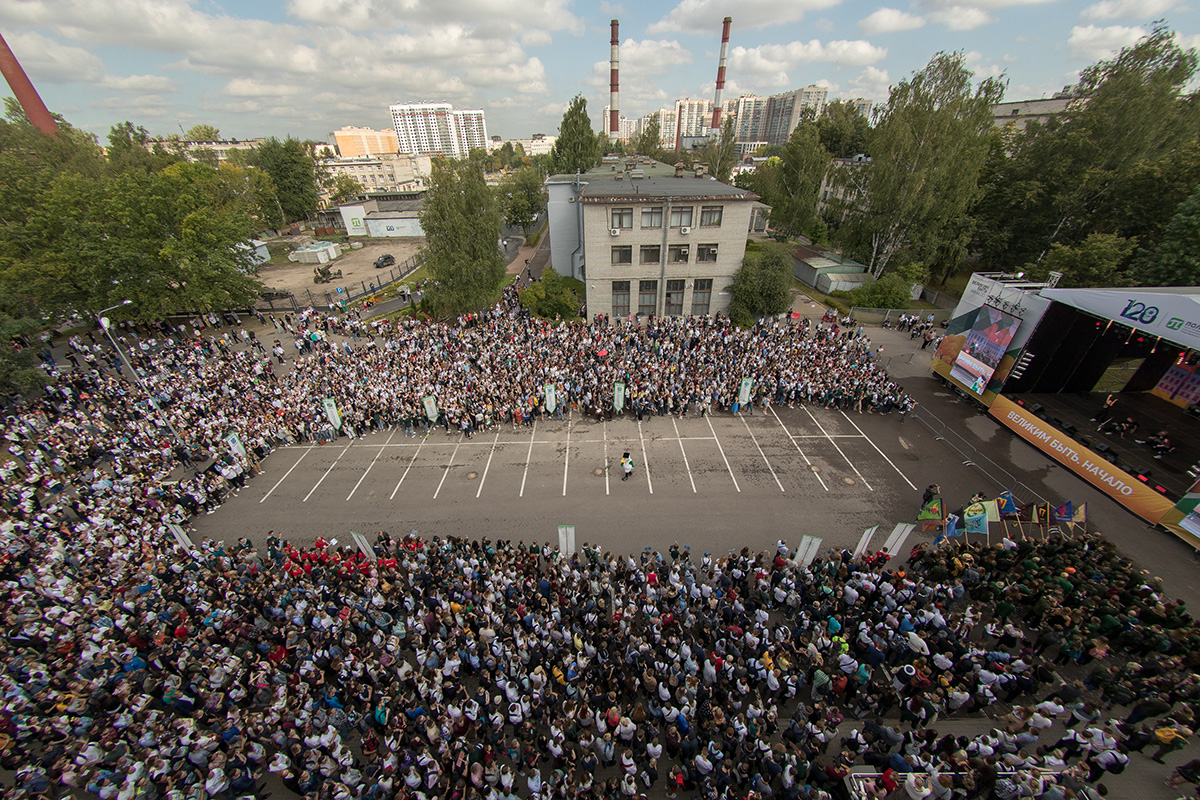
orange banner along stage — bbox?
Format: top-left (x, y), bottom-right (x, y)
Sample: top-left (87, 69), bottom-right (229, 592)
top-left (988, 395), bottom-right (1176, 525)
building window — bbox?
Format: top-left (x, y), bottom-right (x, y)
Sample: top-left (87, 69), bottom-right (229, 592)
top-left (640, 245), bottom-right (661, 264)
top-left (665, 280), bottom-right (685, 316)
top-left (697, 244), bottom-right (719, 263)
top-left (692, 279), bottom-right (713, 315)
top-left (611, 208), bottom-right (633, 229)
top-left (638, 280), bottom-right (658, 317)
top-left (612, 281), bottom-right (630, 318)
top-left (668, 245), bottom-right (689, 264)
top-left (611, 246), bottom-right (632, 265)
top-left (641, 207), bottom-right (663, 229)
top-left (700, 206), bottom-right (723, 227)
top-left (669, 207), bottom-right (693, 228)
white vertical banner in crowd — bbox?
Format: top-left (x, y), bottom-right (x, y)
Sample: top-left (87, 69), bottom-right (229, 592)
top-left (422, 396), bottom-right (438, 422)
top-left (797, 535), bottom-right (823, 567)
top-left (614, 382), bottom-right (625, 413)
top-left (350, 531), bottom-right (377, 562)
top-left (738, 377), bottom-right (753, 406)
top-left (224, 432), bottom-right (246, 459)
top-left (882, 523), bottom-right (916, 556)
top-left (322, 397), bottom-right (342, 430)
top-left (165, 523), bottom-right (195, 552)
top-left (853, 525), bottom-right (879, 558)
top-left (557, 525), bottom-right (576, 556)
top-left (544, 384), bottom-right (557, 413)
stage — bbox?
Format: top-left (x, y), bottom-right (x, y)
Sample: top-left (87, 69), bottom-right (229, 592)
top-left (1007, 391), bottom-right (1199, 500)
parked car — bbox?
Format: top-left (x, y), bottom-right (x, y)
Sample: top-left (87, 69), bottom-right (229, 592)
top-left (374, 254), bottom-right (395, 268)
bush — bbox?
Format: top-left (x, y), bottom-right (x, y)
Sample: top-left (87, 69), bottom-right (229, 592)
top-left (526, 230), bottom-right (541, 248)
top-left (727, 242), bottom-right (793, 326)
top-left (519, 267), bottom-right (579, 319)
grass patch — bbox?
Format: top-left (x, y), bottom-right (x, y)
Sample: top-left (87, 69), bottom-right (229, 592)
top-left (792, 280), bottom-right (849, 313)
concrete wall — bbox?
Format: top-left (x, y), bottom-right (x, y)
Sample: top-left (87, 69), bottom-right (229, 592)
top-left (365, 217), bottom-right (424, 237)
top-left (546, 180), bottom-right (586, 280)
top-left (582, 197), bottom-right (753, 319)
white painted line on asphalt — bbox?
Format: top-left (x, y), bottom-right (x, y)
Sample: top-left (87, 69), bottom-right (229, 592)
top-left (390, 435), bottom-right (426, 499)
top-left (803, 407), bottom-right (872, 490)
top-left (739, 415), bottom-right (785, 493)
top-left (433, 439), bottom-right (461, 499)
top-left (706, 415), bottom-right (740, 492)
top-left (346, 427), bottom-right (397, 501)
top-left (476, 430), bottom-right (501, 499)
top-left (770, 407), bottom-right (827, 492)
top-left (562, 410), bottom-right (571, 497)
top-left (839, 410), bottom-right (919, 491)
top-left (603, 420), bottom-right (610, 496)
top-left (638, 419), bottom-right (653, 494)
top-left (520, 419), bottom-right (537, 498)
top-left (671, 417), bottom-right (697, 493)
top-left (303, 441), bottom-right (355, 502)
top-left (788, 434), bottom-right (867, 439)
top-left (260, 449), bottom-right (311, 503)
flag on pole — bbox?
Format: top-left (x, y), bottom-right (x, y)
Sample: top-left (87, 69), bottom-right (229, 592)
top-left (964, 511), bottom-right (989, 536)
top-left (935, 514), bottom-right (959, 547)
top-left (983, 500), bottom-right (1000, 523)
top-left (544, 384), bottom-right (557, 414)
top-left (1073, 503), bottom-right (1088, 526)
top-left (917, 497), bottom-right (945, 521)
top-left (322, 397), bottom-right (342, 430)
top-left (422, 395), bottom-right (438, 422)
top-left (1054, 501), bottom-right (1074, 523)
top-left (614, 382), bottom-right (625, 413)
top-left (996, 491), bottom-right (1020, 517)
top-left (738, 377), bottom-right (753, 406)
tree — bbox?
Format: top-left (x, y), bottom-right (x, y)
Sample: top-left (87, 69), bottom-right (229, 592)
top-left (635, 116), bottom-right (667, 162)
top-left (974, 25), bottom-right (1198, 268)
top-left (816, 100), bottom-right (871, 158)
top-left (770, 123), bottom-right (830, 237)
top-left (831, 52), bottom-right (1004, 277)
top-left (1025, 233), bottom-right (1137, 288)
top-left (419, 158), bottom-right (507, 316)
top-left (185, 124), bottom-right (221, 141)
top-left (727, 242), bottom-right (793, 326)
top-left (499, 165), bottom-right (546, 235)
top-left (549, 95), bottom-right (601, 175)
top-left (518, 267), bottom-right (579, 319)
top-left (700, 117), bottom-right (738, 183)
top-left (248, 137), bottom-right (318, 223)
top-left (107, 120), bottom-right (180, 174)
top-left (1135, 186), bottom-right (1200, 287)
top-left (326, 174), bottom-right (365, 206)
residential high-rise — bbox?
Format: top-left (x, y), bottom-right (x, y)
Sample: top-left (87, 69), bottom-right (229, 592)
top-left (389, 102), bottom-right (489, 158)
top-left (759, 85), bottom-right (828, 146)
top-left (799, 84), bottom-right (828, 116)
top-left (851, 98), bottom-right (873, 119)
top-left (333, 126), bottom-right (399, 157)
top-left (727, 95), bottom-right (766, 142)
top-left (675, 98), bottom-right (714, 140)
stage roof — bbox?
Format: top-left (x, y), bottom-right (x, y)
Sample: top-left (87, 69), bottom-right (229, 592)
top-left (1039, 287), bottom-right (1200, 353)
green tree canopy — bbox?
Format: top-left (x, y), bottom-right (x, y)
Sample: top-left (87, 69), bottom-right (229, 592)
top-left (727, 242), bottom-right (793, 326)
top-left (248, 136), bottom-right (318, 223)
top-left (770, 123), bottom-right (830, 237)
top-left (700, 117), bottom-right (738, 183)
top-left (419, 158), bottom-right (507, 316)
top-left (1026, 233), bottom-right (1137, 288)
top-left (634, 116), bottom-right (668, 162)
top-left (831, 51), bottom-right (1004, 277)
top-left (549, 95), bottom-right (601, 175)
top-left (816, 100), bottom-right (871, 158)
top-left (518, 267), bottom-right (579, 319)
top-left (185, 124), bottom-right (221, 141)
top-left (1135, 186), bottom-right (1200, 287)
top-left (499, 165), bottom-right (546, 236)
top-left (326, 174), bottom-right (365, 206)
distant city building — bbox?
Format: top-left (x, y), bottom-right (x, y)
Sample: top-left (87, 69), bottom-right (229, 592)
top-left (734, 141), bottom-right (768, 157)
top-left (759, 86), bottom-right (827, 146)
top-left (332, 126), bottom-right (399, 157)
top-left (675, 98), bottom-right (714, 140)
top-left (851, 98), bottom-right (873, 119)
top-left (488, 133), bottom-right (558, 157)
top-left (799, 85), bottom-right (828, 116)
top-left (991, 96), bottom-right (1076, 132)
top-left (728, 95), bottom-right (766, 142)
top-left (150, 138), bottom-right (267, 163)
top-left (320, 154), bottom-right (432, 196)
top-left (389, 102), bottom-right (488, 158)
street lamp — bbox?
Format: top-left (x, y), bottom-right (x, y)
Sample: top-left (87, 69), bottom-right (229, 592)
top-left (97, 301), bottom-right (186, 449)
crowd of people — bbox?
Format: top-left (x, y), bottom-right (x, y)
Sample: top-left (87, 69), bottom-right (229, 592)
top-left (0, 295), bottom-right (1196, 799)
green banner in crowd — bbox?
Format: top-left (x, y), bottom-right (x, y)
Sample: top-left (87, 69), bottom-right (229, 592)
top-left (739, 377), bottom-right (753, 406)
top-left (545, 384), bottom-right (557, 413)
top-left (423, 396), bottom-right (438, 422)
top-left (614, 382), bottom-right (625, 413)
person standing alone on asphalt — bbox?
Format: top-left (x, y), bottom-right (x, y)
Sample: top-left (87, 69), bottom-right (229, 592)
top-left (621, 453), bottom-right (634, 482)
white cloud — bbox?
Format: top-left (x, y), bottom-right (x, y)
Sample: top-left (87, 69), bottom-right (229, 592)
top-left (99, 74), bottom-right (176, 92)
top-left (964, 50), bottom-right (1005, 79)
top-left (520, 29), bottom-right (553, 47)
top-left (649, 0), bottom-right (841, 34)
top-left (728, 39), bottom-right (888, 89)
top-left (286, 0), bottom-right (584, 35)
top-left (859, 8), bottom-right (926, 35)
top-left (849, 66), bottom-right (892, 101)
top-left (6, 31), bottom-right (105, 83)
top-left (1068, 24), bottom-right (1147, 60)
top-left (1081, 0), bottom-right (1179, 21)
top-left (92, 94), bottom-right (169, 114)
top-left (926, 6), bottom-right (994, 30)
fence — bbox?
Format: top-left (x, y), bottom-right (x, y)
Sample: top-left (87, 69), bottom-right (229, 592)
top-left (849, 306), bottom-right (954, 325)
top-left (254, 253), bottom-right (424, 314)
top-left (910, 402), bottom-right (1048, 504)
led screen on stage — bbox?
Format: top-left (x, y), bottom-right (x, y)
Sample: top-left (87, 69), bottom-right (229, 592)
top-left (949, 305), bottom-right (1022, 395)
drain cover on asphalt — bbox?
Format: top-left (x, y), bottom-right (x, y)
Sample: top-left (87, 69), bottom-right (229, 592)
top-left (842, 477), bottom-right (855, 485)
top-left (466, 471), bottom-right (478, 479)
top-left (593, 467), bottom-right (604, 476)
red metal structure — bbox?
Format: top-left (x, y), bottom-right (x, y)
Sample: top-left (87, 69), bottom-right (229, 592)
top-left (0, 32), bottom-right (57, 138)
top-left (710, 17), bottom-right (732, 134)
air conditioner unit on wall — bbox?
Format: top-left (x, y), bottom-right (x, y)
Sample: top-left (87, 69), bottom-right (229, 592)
top-left (680, 226), bottom-right (691, 235)
top-left (610, 228), bottom-right (620, 236)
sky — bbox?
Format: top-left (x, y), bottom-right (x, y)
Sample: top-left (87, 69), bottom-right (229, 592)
top-left (0, 0), bottom-right (1196, 145)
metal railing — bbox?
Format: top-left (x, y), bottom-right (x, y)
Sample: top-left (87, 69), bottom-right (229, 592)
top-left (849, 307), bottom-right (954, 325)
top-left (911, 402), bottom-right (1048, 504)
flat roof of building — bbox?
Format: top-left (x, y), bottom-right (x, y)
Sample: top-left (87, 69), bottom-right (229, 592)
top-left (548, 159), bottom-right (758, 203)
